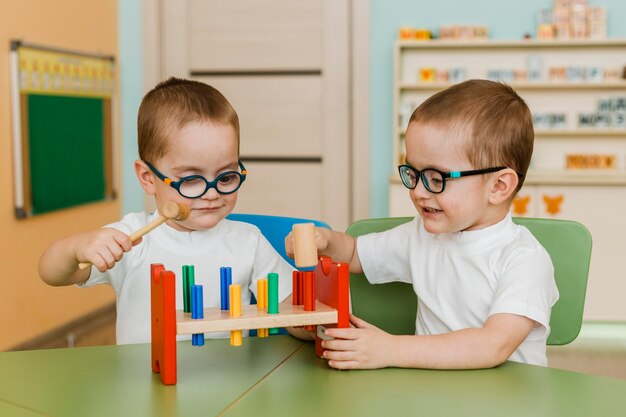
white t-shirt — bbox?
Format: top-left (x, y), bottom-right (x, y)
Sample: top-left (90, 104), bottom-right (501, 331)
top-left (82, 212), bottom-right (294, 344)
top-left (357, 215), bottom-right (559, 366)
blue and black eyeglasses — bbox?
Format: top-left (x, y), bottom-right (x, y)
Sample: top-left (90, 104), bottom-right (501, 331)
top-left (397, 164), bottom-right (510, 194)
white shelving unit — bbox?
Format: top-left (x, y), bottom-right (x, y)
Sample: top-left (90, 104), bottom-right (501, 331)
top-left (390, 38), bottom-right (626, 321)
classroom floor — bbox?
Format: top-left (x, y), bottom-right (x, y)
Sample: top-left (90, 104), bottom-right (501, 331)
top-left (547, 337), bottom-right (626, 381)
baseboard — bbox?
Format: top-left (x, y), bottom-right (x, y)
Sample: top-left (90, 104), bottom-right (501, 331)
top-left (9, 302), bottom-right (117, 351)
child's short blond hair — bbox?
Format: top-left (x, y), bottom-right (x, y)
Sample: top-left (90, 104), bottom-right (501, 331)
top-left (138, 77), bottom-right (240, 163)
top-left (409, 79), bottom-right (533, 192)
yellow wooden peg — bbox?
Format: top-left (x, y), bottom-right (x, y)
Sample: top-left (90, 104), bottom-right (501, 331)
top-left (257, 279), bottom-right (268, 338)
top-left (229, 284), bottom-right (242, 346)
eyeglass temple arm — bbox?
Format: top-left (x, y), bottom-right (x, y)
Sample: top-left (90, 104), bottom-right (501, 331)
top-left (145, 161), bottom-right (175, 185)
top-left (449, 167), bottom-right (511, 178)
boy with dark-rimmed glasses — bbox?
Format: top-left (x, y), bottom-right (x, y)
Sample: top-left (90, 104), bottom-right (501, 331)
top-left (286, 79), bottom-right (558, 370)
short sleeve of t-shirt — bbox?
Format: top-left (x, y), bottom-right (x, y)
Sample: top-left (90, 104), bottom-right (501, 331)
top-left (489, 245), bottom-right (558, 339)
top-left (356, 218), bottom-right (416, 285)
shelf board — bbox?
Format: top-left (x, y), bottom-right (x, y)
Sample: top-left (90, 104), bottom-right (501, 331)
top-left (534, 129), bottom-right (626, 137)
top-left (525, 169), bottom-right (626, 185)
top-left (397, 39), bottom-right (626, 50)
top-left (390, 170), bottom-right (626, 186)
top-left (399, 82), bottom-right (626, 91)
top-left (395, 129), bottom-right (626, 137)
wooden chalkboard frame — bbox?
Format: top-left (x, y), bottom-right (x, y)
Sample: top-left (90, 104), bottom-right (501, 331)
top-left (10, 40), bottom-right (116, 218)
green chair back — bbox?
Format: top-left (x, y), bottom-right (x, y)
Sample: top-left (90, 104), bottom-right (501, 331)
top-left (512, 217), bottom-right (592, 345)
top-left (346, 217), bottom-right (592, 345)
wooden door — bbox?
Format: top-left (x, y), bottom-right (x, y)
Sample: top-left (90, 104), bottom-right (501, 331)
top-left (154, 0), bottom-right (351, 230)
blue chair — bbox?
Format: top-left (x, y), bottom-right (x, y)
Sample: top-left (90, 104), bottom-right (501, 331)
top-left (226, 213), bottom-right (332, 336)
top-left (227, 213), bottom-right (331, 268)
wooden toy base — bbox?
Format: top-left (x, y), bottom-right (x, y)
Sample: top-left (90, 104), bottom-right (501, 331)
top-left (177, 301), bottom-right (338, 334)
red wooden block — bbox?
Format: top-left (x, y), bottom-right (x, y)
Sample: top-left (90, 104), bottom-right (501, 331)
top-left (151, 264), bottom-right (177, 385)
top-left (313, 256), bottom-right (350, 356)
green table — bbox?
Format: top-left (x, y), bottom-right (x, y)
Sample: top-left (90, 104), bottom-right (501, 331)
top-left (1, 337), bottom-right (625, 417)
top-left (227, 342), bottom-right (626, 417)
top-left (0, 399), bottom-right (47, 417)
top-left (0, 336), bottom-right (304, 417)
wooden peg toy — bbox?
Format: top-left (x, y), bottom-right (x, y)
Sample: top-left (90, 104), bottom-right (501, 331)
top-left (303, 271), bottom-right (316, 331)
top-left (292, 223), bottom-right (318, 268)
top-left (229, 284), bottom-right (242, 346)
top-left (78, 201), bottom-right (190, 270)
top-left (292, 271), bottom-right (302, 305)
top-left (191, 284), bottom-right (205, 346)
top-left (150, 257), bottom-right (350, 385)
top-left (182, 265), bottom-right (195, 313)
top-left (220, 267), bottom-right (232, 310)
top-left (257, 278), bottom-right (268, 338)
top-left (268, 272), bottom-right (280, 335)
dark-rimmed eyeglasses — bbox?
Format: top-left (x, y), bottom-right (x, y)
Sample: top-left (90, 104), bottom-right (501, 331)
top-left (398, 164), bottom-right (511, 194)
top-left (145, 160), bottom-right (247, 198)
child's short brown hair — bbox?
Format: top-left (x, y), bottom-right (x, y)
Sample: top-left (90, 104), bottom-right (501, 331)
top-left (409, 79), bottom-right (533, 192)
top-left (138, 77), bottom-right (240, 163)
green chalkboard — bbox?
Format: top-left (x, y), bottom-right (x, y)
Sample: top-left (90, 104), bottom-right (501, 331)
top-left (10, 41), bottom-right (116, 218)
top-left (27, 94), bottom-right (110, 214)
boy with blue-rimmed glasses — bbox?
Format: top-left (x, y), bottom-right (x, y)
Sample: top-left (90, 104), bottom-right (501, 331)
top-left (286, 79), bottom-right (558, 369)
top-left (39, 77), bottom-right (301, 344)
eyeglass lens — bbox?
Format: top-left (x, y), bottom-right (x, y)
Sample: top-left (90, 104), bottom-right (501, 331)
top-left (399, 166), bottom-right (444, 193)
top-left (179, 172), bottom-right (243, 197)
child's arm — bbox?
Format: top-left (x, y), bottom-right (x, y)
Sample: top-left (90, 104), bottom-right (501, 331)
top-left (321, 313), bottom-right (536, 370)
top-left (38, 228), bottom-right (135, 286)
top-left (285, 228), bottom-right (363, 274)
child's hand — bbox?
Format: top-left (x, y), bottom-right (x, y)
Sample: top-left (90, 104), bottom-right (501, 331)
top-left (284, 227), bottom-right (329, 260)
top-left (73, 228), bottom-right (137, 272)
top-left (320, 314), bottom-right (396, 370)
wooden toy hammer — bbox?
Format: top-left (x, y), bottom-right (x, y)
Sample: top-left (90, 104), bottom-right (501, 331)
top-left (78, 201), bottom-right (190, 270)
top-left (292, 223), bottom-right (318, 268)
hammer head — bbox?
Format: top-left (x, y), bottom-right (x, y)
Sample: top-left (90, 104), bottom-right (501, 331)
top-left (161, 201), bottom-right (191, 221)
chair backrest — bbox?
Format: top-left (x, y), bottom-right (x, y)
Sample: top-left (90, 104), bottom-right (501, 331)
top-left (227, 213), bottom-right (331, 268)
top-left (512, 217), bottom-right (591, 345)
top-left (346, 217), bottom-right (592, 345)
top-left (346, 217), bottom-right (417, 335)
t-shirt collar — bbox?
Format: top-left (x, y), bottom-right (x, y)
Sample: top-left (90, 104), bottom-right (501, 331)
top-left (149, 210), bottom-right (226, 253)
top-left (432, 214), bottom-right (516, 247)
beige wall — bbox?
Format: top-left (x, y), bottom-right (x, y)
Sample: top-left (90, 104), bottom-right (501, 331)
top-left (0, 0), bottom-right (119, 350)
